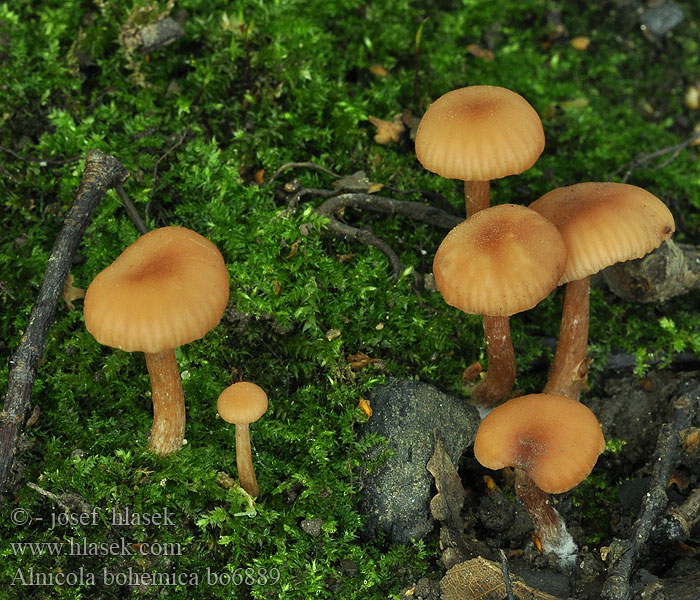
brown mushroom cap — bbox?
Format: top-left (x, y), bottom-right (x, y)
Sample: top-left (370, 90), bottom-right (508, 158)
top-left (415, 85), bottom-right (545, 181)
top-left (84, 226), bottom-right (230, 353)
top-left (432, 204), bottom-right (567, 317)
top-left (217, 382), bottom-right (269, 424)
top-left (473, 393), bottom-right (605, 494)
top-left (529, 182), bottom-right (675, 284)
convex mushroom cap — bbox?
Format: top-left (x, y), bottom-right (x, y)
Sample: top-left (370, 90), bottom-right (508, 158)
top-left (432, 204), bottom-right (567, 317)
top-left (415, 85), bottom-right (545, 182)
top-left (217, 382), bottom-right (269, 425)
top-left (84, 226), bottom-right (230, 353)
top-left (474, 393), bottom-right (605, 494)
top-left (528, 182), bottom-right (675, 284)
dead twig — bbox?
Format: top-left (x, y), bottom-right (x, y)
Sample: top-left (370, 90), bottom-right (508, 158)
top-left (150, 129), bottom-right (189, 203)
top-left (611, 131), bottom-right (700, 183)
top-left (601, 384), bottom-right (698, 600)
top-left (0, 145), bottom-right (82, 166)
top-left (115, 185), bottom-right (148, 235)
top-left (499, 549), bottom-right (516, 600)
top-left (267, 161), bottom-right (341, 187)
top-left (0, 150), bottom-right (129, 505)
top-left (314, 192), bottom-right (461, 280)
top-left (654, 487), bottom-right (700, 542)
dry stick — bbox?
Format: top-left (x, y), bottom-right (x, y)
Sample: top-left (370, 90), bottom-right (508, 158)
top-left (611, 131), bottom-right (700, 183)
top-left (0, 150), bottom-right (129, 504)
top-left (499, 549), bottom-right (516, 600)
top-left (314, 192), bottom-right (462, 279)
top-left (115, 185), bottom-right (148, 235)
top-left (601, 387), bottom-right (698, 600)
top-left (654, 488), bottom-right (700, 542)
top-left (267, 161), bottom-right (341, 187)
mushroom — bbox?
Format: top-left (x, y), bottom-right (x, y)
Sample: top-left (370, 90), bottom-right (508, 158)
top-left (529, 182), bottom-right (675, 400)
top-left (84, 226), bottom-right (230, 455)
top-left (217, 382), bottom-right (269, 498)
top-left (432, 204), bottom-right (566, 413)
top-left (473, 393), bottom-right (605, 565)
top-left (415, 85), bottom-right (545, 217)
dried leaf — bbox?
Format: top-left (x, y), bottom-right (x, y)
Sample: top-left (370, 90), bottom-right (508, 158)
top-left (369, 64), bottom-right (388, 77)
top-left (367, 182), bottom-right (384, 193)
top-left (441, 558), bottom-right (563, 600)
top-left (333, 170), bottom-right (373, 191)
top-left (347, 351), bottom-right (376, 371)
top-left (368, 114), bottom-right (405, 144)
top-left (427, 435), bottom-right (465, 525)
top-left (686, 86), bottom-right (700, 110)
top-left (253, 168), bottom-right (265, 184)
top-left (63, 273), bottom-right (85, 310)
top-left (466, 43), bottom-right (495, 61)
top-left (217, 472), bottom-right (237, 488)
top-left (287, 239), bottom-right (301, 258)
top-left (461, 361), bottom-right (483, 382)
top-left (402, 109), bottom-right (422, 140)
top-left (691, 123), bottom-right (700, 147)
top-left (570, 36), bottom-right (590, 51)
top-left (357, 398), bottom-right (372, 417)
top-left (561, 97), bottom-right (589, 109)
top-left (336, 253), bottom-right (355, 263)
top-left (325, 328), bottom-right (341, 341)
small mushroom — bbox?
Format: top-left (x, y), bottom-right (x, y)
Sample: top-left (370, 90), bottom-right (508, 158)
top-left (415, 85), bottom-right (545, 217)
top-left (529, 183), bottom-right (675, 400)
top-left (432, 204), bottom-right (566, 413)
top-left (84, 226), bottom-right (230, 455)
top-left (217, 382), bottom-right (269, 498)
top-left (474, 393), bottom-right (605, 565)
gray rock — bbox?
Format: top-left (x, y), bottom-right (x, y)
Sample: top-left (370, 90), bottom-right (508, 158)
top-left (640, 2), bottom-right (684, 37)
top-left (359, 377), bottom-right (480, 543)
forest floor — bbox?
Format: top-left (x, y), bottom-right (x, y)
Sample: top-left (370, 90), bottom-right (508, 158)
top-left (1, 1), bottom-right (700, 599)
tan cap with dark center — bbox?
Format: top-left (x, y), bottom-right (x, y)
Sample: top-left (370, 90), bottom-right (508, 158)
top-left (432, 204), bottom-right (566, 317)
top-left (529, 182), bottom-right (675, 284)
top-left (474, 393), bottom-right (605, 494)
top-left (85, 226), bottom-right (230, 353)
top-left (415, 85), bottom-right (545, 182)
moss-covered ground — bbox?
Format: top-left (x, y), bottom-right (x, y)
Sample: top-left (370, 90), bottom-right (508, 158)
top-left (1, 1), bottom-right (700, 598)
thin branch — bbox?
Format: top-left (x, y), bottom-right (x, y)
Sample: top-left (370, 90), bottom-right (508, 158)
top-left (0, 145), bottom-right (82, 165)
top-left (319, 192), bottom-right (462, 230)
top-left (499, 549), bottom-right (516, 600)
top-left (611, 131), bottom-right (700, 182)
top-left (314, 192), bottom-right (461, 280)
top-left (150, 129), bottom-right (189, 202)
top-left (115, 184), bottom-right (148, 235)
top-left (0, 150), bottom-right (129, 505)
top-left (267, 161), bottom-right (341, 187)
top-left (601, 385), bottom-right (698, 600)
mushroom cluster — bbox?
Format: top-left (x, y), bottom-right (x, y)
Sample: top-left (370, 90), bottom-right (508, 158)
top-left (417, 85), bottom-right (677, 564)
top-left (84, 226), bottom-right (271, 496)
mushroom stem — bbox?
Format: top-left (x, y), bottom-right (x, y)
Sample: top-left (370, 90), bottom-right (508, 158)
top-left (144, 349), bottom-right (186, 456)
top-left (235, 423), bottom-right (259, 498)
top-left (544, 277), bottom-right (591, 401)
top-left (464, 180), bottom-right (490, 217)
top-left (472, 315), bottom-right (516, 414)
top-left (514, 467), bottom-right (576, 565)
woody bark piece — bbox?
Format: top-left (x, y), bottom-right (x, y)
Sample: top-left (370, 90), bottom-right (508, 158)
top-left (0, 150), bottom-right (129, 504)
top-left (601, 387), bottom-right (698, 600)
